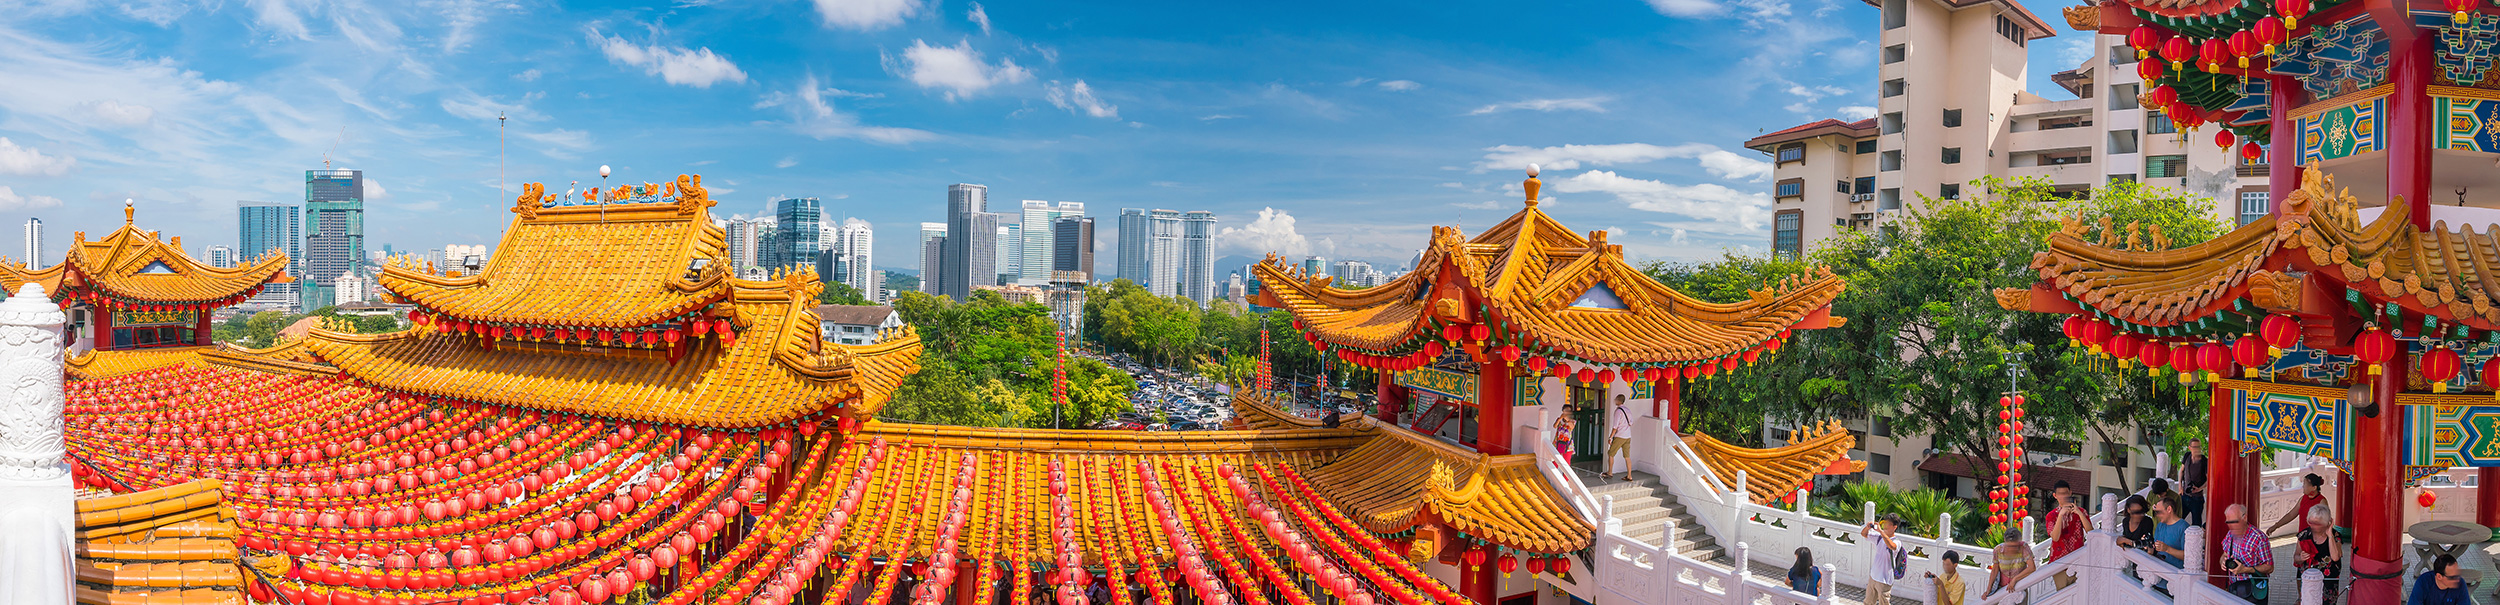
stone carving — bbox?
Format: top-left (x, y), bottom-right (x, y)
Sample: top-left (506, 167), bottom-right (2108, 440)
top-left (0, 283), bottom-right (65, 481)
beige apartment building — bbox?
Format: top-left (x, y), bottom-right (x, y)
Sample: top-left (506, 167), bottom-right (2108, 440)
top-left (1747, 0), bottom-right (2270, 261)
top-left (1747, 0), bottom-right (2271, 500)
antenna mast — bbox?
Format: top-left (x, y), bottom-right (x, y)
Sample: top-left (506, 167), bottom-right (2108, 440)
top-left (498, 113), bottom-right (507, 202)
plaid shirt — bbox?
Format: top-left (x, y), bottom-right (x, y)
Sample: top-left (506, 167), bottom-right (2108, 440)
top-left (2221, 527), bottom-right (2272, 582)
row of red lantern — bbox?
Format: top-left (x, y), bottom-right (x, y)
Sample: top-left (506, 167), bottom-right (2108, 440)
top-left (906, 453), bottom-right (983, 605)
top-left (1168, 465), bottom-right (1280, 605)
top-left (2129, 23), bottom-right (2284, 75)
top-left (1260, 463), bottom-right (1483, 598)
top-left (1988, 394), bottom-right (2028, 526)
top-left (1139, 462), bottom-right (1241, 605)
top-left (723, 434), bottom-right (855, 605)
top-left (1262, 463), bottom-right (1488, 603)
top-left (1231, 466), bottom-right (1380, 605)
top-left (414, 310), bottom-right (736, 347)
top-left (69, 284), bottom-right (260, 312)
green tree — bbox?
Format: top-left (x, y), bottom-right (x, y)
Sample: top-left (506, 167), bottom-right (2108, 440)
top-left (883, 290), bottom-right (1134, 428)
top-left (242, 310), bottom-right (294, 349)
top-left (819, 282), bottom-right (871, 306)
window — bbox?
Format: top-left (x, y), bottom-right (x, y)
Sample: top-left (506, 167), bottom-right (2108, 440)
top-left (1878, 188), bottom-right (1902, 210)
top-left (1880, 112), bottom-right (1904, 134)
top-left (1883, 0), bottom-right (1906, 29)
top-left (1855, 140), bottom-right (1877, 154)
top-left (1872, 416), bottom-right (1892, 438)
top-left (1854, 177), bottom-right (1875, 194)
top-left (1880, 150), bottom-right (1902, 171)
top-left (2111, 45), bottom-right (2138, 64)
top-left (2110, 84), bottom-right (2140, 110)
top-left (2037, 115), bottom-right (2092, 130)
top-left (1943, 109), bottom-right (1963, 127)
top-left (1883, 79), bottom-right (1906, 98)
top-left (2239, 191), bottom-right (2272, 225)
top-left (2109, 130), bottom-right (2140, 154)
top-left (2148, 111), bottom-right (2176, 134)
top-left (1773, 211), bottom-right (1803, 260)
top-left (1942, 147), bottom-right (1962, 164)
top-left (2110, 173), bottom-right (2139, 184)
top-left (1775, 143), bottom-right (1806, 164)
top-left (1884, 44), bottom-right (1906, 64)
top-left (1837, 180), bottom-right (1853, 193)
top-left (1995, 15), bottom-right (2028, 46)
top-left (2145, 154), bottom-right (2188, 178)
top-left (1775, 179), bottom-right (1805, 198)
top-left (2102, 442), bottom-right (2131, 467)
top-left (1870, 453), bottom-right (1893, 475)
top-left (1940, 183), bottom-right (1962, 199)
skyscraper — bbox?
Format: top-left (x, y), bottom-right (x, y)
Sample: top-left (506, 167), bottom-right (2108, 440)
top-left (302, 169), bottom-right (364, 311)
top-left (772, 197), bottom-right (822, 274)
top-left (940, 184), bottom-right (1001, 300)
top-left (1051, 216), bottom-right (1095, 282)
top-left (829, 218), bottom-right (874, 296)
top-left (1180, 211), bottom-right (1215, 303)
top-left (918, 223), bottom-right (946, 293)
top-left (1019, 201), bottom-right (1085, 284)
top-left (1117, 209), bottom-right (1151, 287)
top-left (1117, 208), bottom-right (1190, 297)
top-left (240, 200), bottom-right (302, 310)
top-left (997, 224), bottom-right (1019, 284)
top-left (205, 245), bottom-right (235, 269)
top-left (21, 218), bottom-right (40, 269)
top-left (724, 217), bottom-right (764, 276)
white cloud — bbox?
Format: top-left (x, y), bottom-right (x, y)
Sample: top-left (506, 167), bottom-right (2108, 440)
top-left (775, 156), bottom-right (798, 168)
top-left (591, 29), bottom-right (748, 88)
top-left (1377, 79), bottom-right (1421, 91)
top-left (1472, 143), bottom-right (1769, 181)
top-left (518, 128), bottom-right (593, 159)
top-left (813, 0), bottom-right (924, 30)
top-left (439, 90), bottom-right (541, 121)
top-left (1554, 170), bottom-right (1772, 233)
top-left (1044, 80), bottom-right (1118, 119)
top-left (967, 2), bottom-right (992, 35)
top-left (87, 100), bottom-right (154, 128)
top-left (1645, 0), bottom-right (1791, 21)
top-left (1645, 0), bottom-right (1721, 17)
top-left (0, 186), bottom-right (63, 211)
top-left (890, 39), bottom-right (1031, 100)
top-left (1198, 114), bottom-right (1241, 121)
top-left (514, 69), bottom-right (542, 82)
top-left (1215, 207), bottom-right (1311, 257)
top-left (754, 74), bottom-right (935, 144)
top-left (246, 0), bottom-right (313, 40)
top-left (0, 138), bottom-right (76, 176)
top-left (365, 178), bottom-right (389, 200)
top-left (1260, 83), bottom-right (1344, 120)
top-left (1837, 106), bottom-right (1877, 120)
top-left (1465, 96), bottom-right (1610, 116)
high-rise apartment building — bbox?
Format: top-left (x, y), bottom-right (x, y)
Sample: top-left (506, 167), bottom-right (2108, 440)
top-left (1117, 209), bottom-right (1153, 288)
top-left (301, 169), bottom-right (364, 311)
top-left (1019, 201), bottom-right (1085, 284)
top-left (205, 245), bottom-right (235, 269)
top-left (1051, 216), bottom-right (1095, 282)
top-left (998, 223), bottom-right (1021, 281)
top-left (771, 197), bottom-right (822, 274)
top-left (826, 218), bottom-right (875, 296)
top-left (1329, 260), bottom-right (1387, 289)
top-left (1179, 211), bottom-right (1215, 303)
top-left (724, 217), bottom-right (765, 277)
top-left (939, 184), bottom-right (1002, 300)
top-left (1748, 0), bottom-right (2256, 259)
top-left (918, 223), bottom-right (947, 293)
top-left (1301, 256), bottom-right (1328, 277)
top-left (22, 218), bottom-right (40, 269)
top-left (239, 200), bottom-right (302, 310)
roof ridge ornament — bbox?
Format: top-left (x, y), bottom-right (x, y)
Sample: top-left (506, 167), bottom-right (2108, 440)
top-left (1523, 164), bottom-right (1542, 209)
top-left (124, 199), bottom-right (134, 225)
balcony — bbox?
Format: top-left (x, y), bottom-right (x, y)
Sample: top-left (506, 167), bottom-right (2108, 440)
top-left (2238, 163), bottom-right (2270, 177)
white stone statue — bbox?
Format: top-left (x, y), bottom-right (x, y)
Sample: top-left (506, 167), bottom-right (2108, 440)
top-left (0, 282), bottom-right (71, 605)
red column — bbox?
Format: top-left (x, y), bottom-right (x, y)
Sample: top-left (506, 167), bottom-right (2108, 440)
top-left (1458, 560), bottom-right (1498, 604)
top-left (2266, 74), bottom-right (2306, 213)
top-left (2377, 8), bottom-right (2433, 229)
top-left (2202, 382), bottom-right (2261, 584)
top-left (1475, 361), bottom-right (1514, 455)
top-left (92, 303), bottom-right (112, 351)
top-left (1376, 372), bottom-right (1405, 423)
top-left (1657, 378), bottom-right (1682, 433)
top-left (2351, 347), bottom-right (2408, 605)
top-left (193, 308), bottom-right (211, 346)
top-left (953, 561), bottom-right (977, 605)
top-left (2479, 468), bottom-right (2500, 527)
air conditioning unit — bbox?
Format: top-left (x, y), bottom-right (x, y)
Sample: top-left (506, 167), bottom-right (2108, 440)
top-left (1849, 193), bottom-right (1877, 203)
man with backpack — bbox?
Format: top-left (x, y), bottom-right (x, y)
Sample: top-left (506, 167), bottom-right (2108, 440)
top-left (1861, 513), bottom-right (1907, 604)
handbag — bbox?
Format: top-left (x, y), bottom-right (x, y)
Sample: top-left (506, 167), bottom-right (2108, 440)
top-left (2228, 578), bottom-right (2268, 602)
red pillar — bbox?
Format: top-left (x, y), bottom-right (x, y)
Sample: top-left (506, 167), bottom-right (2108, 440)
top-left (1475, 361), bottom-right (1514, 455)
top-left (1657, 378), bottom-right (1682, 433)
top-left (2203, 382), bottom-right (2261, 584)
top-left (1376, 372), bottom-right (1405, 424)
top-left (2350, 347), bottom-right (2408, 605)
top-left (1458, 560), bottom-right (1498, 604)
top-left (193, 307), bottom-right (212, 346)
top-left (92, 303), bottom-right (112, 351)
top-left (2266, 74), bottom-right (2307, 214)
top-left (2377, 6), bottom-right (2433, 230)
top-left (953, 561), bottom-right (977, 605)
top-left (2479, 468), bottom-right (2500, 527)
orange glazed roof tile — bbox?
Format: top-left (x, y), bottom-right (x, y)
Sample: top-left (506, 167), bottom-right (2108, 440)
top-left (1256, 174), bottom-right (1845, 366)
top-left (1683, 422), bottom-right (1864, 504)
top-left (66, 347), bottom-right (210, 380)
top-left (0, 205), bottom-right (290, 306)
top-left (73, 479), bottom-right (252, 604)
top-left (376, 175), bottom-right (732, 330)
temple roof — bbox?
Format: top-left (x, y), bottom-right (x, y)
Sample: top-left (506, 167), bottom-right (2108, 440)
top-left (1682, 421), bottom-right (1864, 505)
top-left (1997, 166), bottom-right (2500, 335)
top-left (73, 479), bottom-right (259, 605)
top-left (1255, 176), bottom-right (1846, 367)
top-left (0, 205), bottom-right (290, 306)
top-left (378, 175), bottom-right (731, 330)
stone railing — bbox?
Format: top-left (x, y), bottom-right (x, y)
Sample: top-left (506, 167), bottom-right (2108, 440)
top-left (1592, 505), bottom-right (1843, 605)
top-left (1979, 493), bottom-right (2330, 605)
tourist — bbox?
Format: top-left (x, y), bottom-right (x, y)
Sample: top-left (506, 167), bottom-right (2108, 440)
top-left (2179, 440), bottom-right (2209, 526)
top-left (1983, 537), bottom-right (2034, 598)
top-left (2295, 503), bottom-right (2341, 603)
top-left (2149, 495), bottom-right (2189, 567)
top-left (2044, 480), bottom-right (2088, 561)
top-left (2410, 554), bottom-right (2471, 605)
top-left (1787, 547), bottom-right (1821, 596)
top-left (2113, 495), bottom-right (2155, 552)
top-left (1555, 404), bottom-right (1577, 456)
top-left (2218, 503), bottom-right (2274, 603)
top-left (2265, 473), bottom-right (2329, 536)
top-left (1860, 514), bottom-right (1907, 604)
top-left (1926, 551), bottom-right (1967, 605)
top-left (1605, 394), bottom-right (1633, 480)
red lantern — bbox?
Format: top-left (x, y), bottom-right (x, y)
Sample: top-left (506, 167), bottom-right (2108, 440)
top-left (2214, 128), bottom-right (2237, 150)
top-left (2230, 30), bottom-right (2257, 68)
top-left (2449, 0), bottom-right (2476, 24)
top-left (2353, 327), bottom-right (2398, 375)
top-left (2423, 346), bottom-right (2464, 392)
top-left (2421, 490), bottom-right (2439, 508)
top-left (2059, 316), bottom-right (2085, 344)
top-left (2241, 141), bottom-right (2265, 162)
top-left (1498, 555), bottom-right (1519, 576)
top-left (2232, 336), bottom-right (2269, 377)
top-left (2200, 37), bottom-right (2232, 72)
top-left (2162, 36), bottom-right (2195, 70)
top-left (2137, 342), bottom-right (2170, 376)
top-left (2197, 342), bottom-right (2233, 377)
top-left (2128, 25), bottom-right (2163, 60)
top-left (2259, 314), bottom-right (2301, 352)
top-left (2255, 16), bottom-right (2285, 55)
top-left (1527, 556), bottom-right (1547, 575)
top-left (1462, 547), bottom-right (1487, 571)
top-left (2079, 320), bottom-right (2115, 353)
top-left (2148, 85), bottom-right (2179, 109)
top-left (1550, 556), bottom-right (1569, 574)
top-left (2105, 333), bottom-right (2142, 365)
top-left (2138, 57), bottom-right (2167, 82)
top-left (2279, 0), bottom-right (2310, 30)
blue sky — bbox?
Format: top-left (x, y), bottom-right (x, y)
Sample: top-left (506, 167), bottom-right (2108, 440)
top-left (0, 0), bottom-right (2100, 274)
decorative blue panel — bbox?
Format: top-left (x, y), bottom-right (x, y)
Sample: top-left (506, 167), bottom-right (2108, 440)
top-left (2270, 15), bottom-right (2390, 98)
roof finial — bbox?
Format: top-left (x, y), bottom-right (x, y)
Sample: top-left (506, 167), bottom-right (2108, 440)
top-left (124, 199), bottom-right (134, 224)
top-left (1524, 164), bottom-right (1542, 209)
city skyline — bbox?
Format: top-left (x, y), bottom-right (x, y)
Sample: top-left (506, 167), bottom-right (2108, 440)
top-left (0, 0), bottom-right (2116, 277)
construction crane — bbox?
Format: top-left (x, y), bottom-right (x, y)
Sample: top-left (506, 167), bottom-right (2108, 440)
top-left (320, 126), bottom-right (347, 168)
